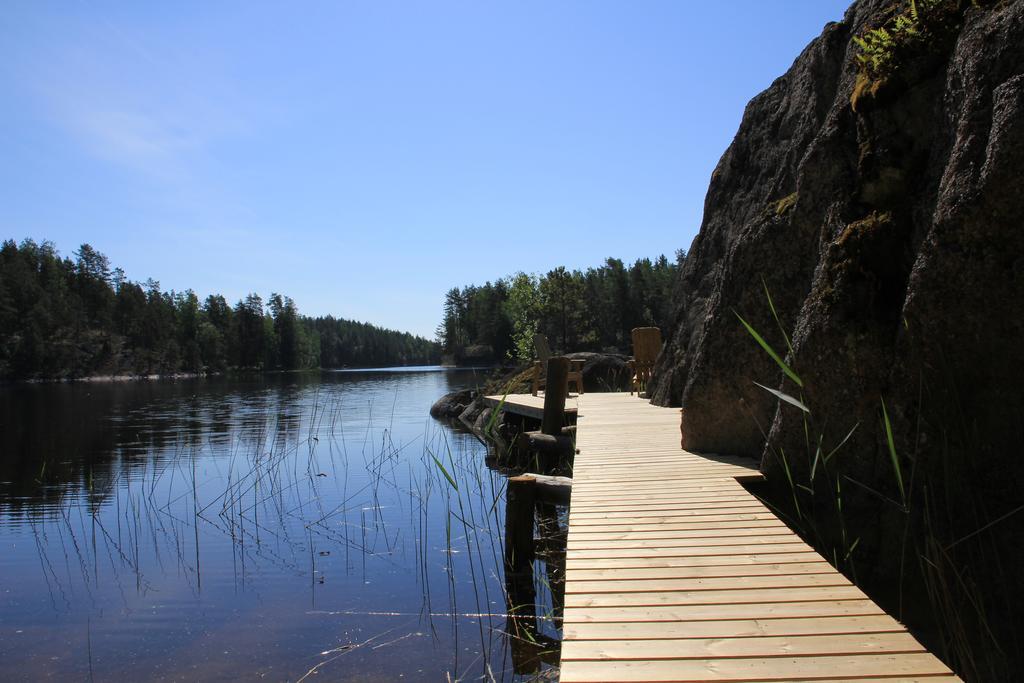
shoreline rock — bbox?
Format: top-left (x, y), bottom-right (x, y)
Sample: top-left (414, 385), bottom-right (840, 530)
top-left (429, 388), bottom-right (477, 419)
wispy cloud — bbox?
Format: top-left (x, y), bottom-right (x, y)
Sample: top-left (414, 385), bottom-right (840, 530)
top-left (17, 15), bottom-right (254, 182)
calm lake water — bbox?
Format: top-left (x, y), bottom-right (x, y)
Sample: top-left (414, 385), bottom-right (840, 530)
top-left (0, 368), bottom-right (563, 681)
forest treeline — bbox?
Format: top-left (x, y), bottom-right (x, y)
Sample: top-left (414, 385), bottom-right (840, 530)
top-left (437, 253), bottom-right (683, 362)
top-left (0, 239), bottom-right (439, 379)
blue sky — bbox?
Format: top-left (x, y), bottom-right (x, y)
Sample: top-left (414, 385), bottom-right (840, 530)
top-left (0, 1), bottom-right (851, 338)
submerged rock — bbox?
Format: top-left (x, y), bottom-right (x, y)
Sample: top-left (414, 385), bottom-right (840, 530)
top-left (429, 388), bottom-right (476, 419)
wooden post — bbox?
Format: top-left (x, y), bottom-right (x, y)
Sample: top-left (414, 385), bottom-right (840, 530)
top-left (536, 501), bottom-right (567, 625)
top-left (504, 474), bottom-right (541, 673)
top-left (541, 356), bottom-right (569, 436)
top-left (504, 475), bottom-right (536, 575)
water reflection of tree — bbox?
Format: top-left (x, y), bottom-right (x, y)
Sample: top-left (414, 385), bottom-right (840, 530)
top-left (0, 379), bottom-right (248, 511)
top-left (1, 372), bottom-right (568, 680)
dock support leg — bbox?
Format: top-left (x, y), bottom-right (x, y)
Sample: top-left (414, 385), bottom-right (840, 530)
top-left (539, 357), bottom-right (569, 472)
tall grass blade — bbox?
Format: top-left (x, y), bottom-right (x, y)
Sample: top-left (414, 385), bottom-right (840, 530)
top-left (429, 452), bottom-right (459, 492)
top-left (880, 398), bottom-right (905, 507)
top-left (826, 422), bottom-right (860, 463)
top-left (735, 311), bottom-right (803, 387)
top-left (753, 381), bottom-right (809, 413)
top-left (776, 447), bottom-right (803, 521)
top-left (762, 278), bottom-right (794, 357)
top-left (811, 431), bottom-right (824, 482)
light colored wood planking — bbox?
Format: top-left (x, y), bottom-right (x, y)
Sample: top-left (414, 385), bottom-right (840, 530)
top-left (565, 585), bottom-right (868, 608)
top-left (567, 526), bottom-right (791, 542)
top-left (569, 512), bottom-right (782, 527)
top-left (561, 632), bottom-right (926, 660)
top-left (482, 394), bottom-right (576, 420)
top-left (567, 535), bottom-right (808, 550)
top-left (562, 615), bottom-right (907, 641)
top-left (489, 392), bottom-right (957, 682)
top-left (573, 463), bottom-right (733, 473)
top-left (570, 495), bottom-right (773, 509)
top-left (570, 482), bottom-right (743, 494)
top-left (567, 562), bottom-right (838, 581)
top-left (568, 520), bottom-right (787, 534)
top-left (578, 472), bottom-right (766, 484)
top-left (784, 678), bottom-right (962, 683)
top-left (561, 599), bottom-right (886, 623)
top-left (564, 573), bottom-right (851, 594)
top-left (567, 483), bottom-right (755, 494)
top-left (558, 654), bottom-right (953, 682)
top-left (565, 542), bottom-right (811, 560)
top-left (569, 501), bottom-right (769, 516)
top-left (572, 464), bottom-right (757, 475)
top-left (564, 552), bottom-right (825, 570)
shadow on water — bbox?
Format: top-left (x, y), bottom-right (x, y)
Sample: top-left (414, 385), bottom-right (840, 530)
top-left (0, 369), bottom-right (566, 681)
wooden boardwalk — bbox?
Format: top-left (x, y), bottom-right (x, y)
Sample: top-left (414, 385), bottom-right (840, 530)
top-left (493, 392), bottom-right (959, 683)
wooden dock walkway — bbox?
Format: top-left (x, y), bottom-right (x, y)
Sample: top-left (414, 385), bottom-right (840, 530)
top-left (490, 392), bottom-right (959, 683)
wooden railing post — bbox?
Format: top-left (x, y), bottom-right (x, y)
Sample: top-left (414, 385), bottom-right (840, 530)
top-left (541, 356), bottom-right (569, 436)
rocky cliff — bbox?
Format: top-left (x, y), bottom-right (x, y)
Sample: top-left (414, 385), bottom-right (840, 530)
top-left (650, 1), bottom-right (1024, 678)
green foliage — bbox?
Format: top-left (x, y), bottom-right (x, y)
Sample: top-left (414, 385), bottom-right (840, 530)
top-left (851, 0), bottom-right (992, 101)
top-left (853, 0), bottom-right (939, 79)
top-left (505, 272), bottom-right (540, 362)
top-left (313, 316), bottom-right (435, 368)
top-left (0, 238), bottom-right (439, 378)
top-left (438, 254), bottom-right (680, 360)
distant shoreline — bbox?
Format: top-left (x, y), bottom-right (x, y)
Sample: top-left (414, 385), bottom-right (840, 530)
top-left (3, 364), bottom-right (498, 385)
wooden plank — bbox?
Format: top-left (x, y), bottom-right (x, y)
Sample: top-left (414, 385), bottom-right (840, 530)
top-left (483, 394), bottom-right (577, 420)
top-left (570, 482), bottom-right (743, 494)
top-left (569, 492), bottom-right (761, 503)
top-left (561, 632), bottom-right (927, 660)
top-left (565, 542), bottom-right (811, 560)
top-left (567, 535), bottom-right (808, 550)
top-left (561, 600), bottom-right (886, 623)
top-left (569, 520), bottom-right (788, 534)
top-left (564, 573), bottom-right (851, 594)
top-left (564, 585), bottom-right (867, 607)
top-left (569, 507), bottom-right (772, 521)
top-left (573, 458), bottom-right (753, 467)
top-left (559, 653), bottom-right (953, 682)
top-left (572, 465), bottom-right (753, 473)
top-left (570, 495), bottom-right (774, 509)
top-left (569, 512), bottom-right (782, 527)
top-left (565, 552), bottom-right (825, 570)
top-left (567, 562), bottom-right (838, 581)
top-left (569, 501), bottom-right (769, 516)
top-left (562, 615), bottom-right (907, 641)
top-left (785, 678), bottom-right (961, 683)
top-left (571, 471), bottom-right (761, 484)
top-left (567, 526), bottom-right (791, 541)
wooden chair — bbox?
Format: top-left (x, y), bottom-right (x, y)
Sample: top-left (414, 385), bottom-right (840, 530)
top-left (531, 333), bottom-right (584, 396)
top-left (628, 327), bottom-right (662, 396)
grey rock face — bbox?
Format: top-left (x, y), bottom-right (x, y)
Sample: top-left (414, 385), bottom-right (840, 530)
top-left (650, 1), bottom-right (1024, 677)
